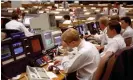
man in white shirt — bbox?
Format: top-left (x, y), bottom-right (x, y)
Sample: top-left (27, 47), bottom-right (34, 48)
top-left (84, 16), bottom-right (109, 50)
top-left (63, 15), bottom-right (72, 24)
top-left (58, 28), bottom-right (100, 80)
top-left (6, 14), bottom-right (33, 37)
top-left (120, 16), bottom-right (133, 46)
top-left (112, 2), bottom-right (126, 18)
top-left (101, 20), bottom-right (126, 57)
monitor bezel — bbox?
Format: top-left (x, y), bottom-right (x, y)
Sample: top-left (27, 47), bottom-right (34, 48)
top-left (28, 34), bottom-right (44, 58)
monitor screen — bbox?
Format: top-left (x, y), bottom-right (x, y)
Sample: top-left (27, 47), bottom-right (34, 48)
top-left (31, 39), bottom-right (41, 53)
top-left (93, 23), bottom-right (97, 28)
top-left (1, 45), bottom-right (11, 59)
top-left (44, 32), bottom-right (53, 46)
top-left (23, 17), bottom-right (33, 25)
top-left (54, 36), bottom-right (61, 46)
top-left (14, 47), bottom-right (23, 55)
top-left (13, 42), bottom-right (24, 55)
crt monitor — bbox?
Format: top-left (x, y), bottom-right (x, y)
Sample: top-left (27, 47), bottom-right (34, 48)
top-left (1, 38), bottom-right (14, 66)
top-left (12, 40), bottom-right (26, 60)
top-left (23, 16), bottom-right (33, 26)
top-left (54, 36), bottom-right (62, 46)
top-left (41, 31), bottom-right (54, 50)
top-left (29, 34), bottom-right (44, 57)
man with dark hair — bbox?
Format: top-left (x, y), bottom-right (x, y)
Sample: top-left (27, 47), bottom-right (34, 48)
top-left (5, 14), bottom-right (33, 37)
top-left (101, 20), bottom-right (126, 57)
top-left (63, 15), bottom-right (70, 20)
top-left (121, 16), bottom-right (133, 46)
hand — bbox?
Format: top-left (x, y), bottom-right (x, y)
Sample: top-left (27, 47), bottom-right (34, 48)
top-left (96, 46), bottom-right (104, 51)
top-left (61, 41), bottom-right (68, 49)
top-left (84, 35), bottom-right (92, 38)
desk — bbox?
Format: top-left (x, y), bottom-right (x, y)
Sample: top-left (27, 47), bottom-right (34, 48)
top-left (19, 64), bottom-right (65, 80)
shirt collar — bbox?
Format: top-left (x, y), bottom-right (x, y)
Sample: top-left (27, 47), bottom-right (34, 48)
top-left (113, 34), bottom-right (121, 39)
top-left (77, 39), bottom-right (85, 51)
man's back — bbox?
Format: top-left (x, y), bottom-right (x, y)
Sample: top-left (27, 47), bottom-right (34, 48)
top-left (76, 39), bottom-right (100, 80)
top-left (6, 20), bottom-right (22, 31)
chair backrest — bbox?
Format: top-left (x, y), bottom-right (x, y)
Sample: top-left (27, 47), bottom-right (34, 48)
top-left (2, 29), bottom-right (20, 38)
top-left (102, 46), bottom-right (133, 80)
top-left (108, 46), bottom-right (133, 80)
top-left (93, 51), bottom-right (113, 80)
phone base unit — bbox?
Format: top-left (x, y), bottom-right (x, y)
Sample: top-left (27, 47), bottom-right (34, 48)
top-left (26, 66), bottom-right (51, 80)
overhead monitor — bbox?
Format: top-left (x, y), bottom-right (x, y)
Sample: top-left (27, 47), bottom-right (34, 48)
top-left (41, 31), bottom-right (54, 50)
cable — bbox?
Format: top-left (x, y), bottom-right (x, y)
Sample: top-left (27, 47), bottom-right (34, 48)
top-left (59, 71), bottom-right (67, 80)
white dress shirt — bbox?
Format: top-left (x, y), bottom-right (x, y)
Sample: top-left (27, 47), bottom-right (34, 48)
top-left (63, 20), bottom-right (72, 24)
top-left (111, 7), bottom-right (126, 17)
top-left (101, 34), bottom-right (126, 57)
top-left (122, 26), bottom-right (133, 46)
top-left (61, 39), bottom-right (100, 80)
top-left (94, 27), bottom-right (108, 46)
top-left (6, 20), bottom-right (33, 37)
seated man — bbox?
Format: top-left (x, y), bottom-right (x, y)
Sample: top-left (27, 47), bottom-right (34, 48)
top-left (5, 13), bottom-right (33, 37)
top-left (101, 20), bottom-right (126, 56)
top-left (56, 28), bottom-right (100, 80)
top-left (84, 16), bottom-right (109, 51)
top-left (120, 16), bottom-right (133, 46)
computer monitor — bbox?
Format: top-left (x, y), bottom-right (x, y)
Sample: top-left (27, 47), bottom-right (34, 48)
top-left (54, 36), bottom-right (62, 46)
top-left (87, 22), bottom-right (97, 35)
top-left (28, 34), bottom-right (44, 57)
top-left (23, 16), bottom-right (33, 26)
top-left (41, 31), bottom-right (54, 50)
top-left (1, 38), bottom-right (14, 66)
top-left (12, 41), bottom-right (26, 60)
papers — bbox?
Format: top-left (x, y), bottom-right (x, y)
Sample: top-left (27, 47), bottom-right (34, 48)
top-left (47, 72), bottom-right (58, 79)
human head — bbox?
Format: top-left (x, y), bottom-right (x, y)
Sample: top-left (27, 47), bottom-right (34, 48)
top-left (63, 15), bottom-right (70, 20)
top-left (99, 16), bottom-right (109, 30)
top-left (107, 20), bottom-right (121, 38)
top-left (61, 28), bottom-right (80, 48)
top-left (110, 15), bottom-right (120, 22)
top-left (108, 3), bottom-right (112, 9)
top-left (12, 13), bottom-right (19, 20)
top-left (114, 2), bottom-right (120, 8)
top-left (120, 16), bottom-right (131, 29)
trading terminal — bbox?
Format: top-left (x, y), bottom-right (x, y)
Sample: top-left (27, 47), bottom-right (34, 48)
top-left (1, 1), bottom-right (133, 80)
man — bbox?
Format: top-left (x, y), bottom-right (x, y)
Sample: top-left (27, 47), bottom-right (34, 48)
top-left (112, 2), bottom-right (126, 18)
top-left (101, 20), bottom-right (126, 56)
top-left (59, 28), bottom-right (100, 80)
top-left (121, 16), bottom-right (133, 46)
top-left (85, 16), bottom-right (109, 46)
top-left (63, 15), bottom-right (72, 24)
top-left (6, 14), bottom-right (33, 37)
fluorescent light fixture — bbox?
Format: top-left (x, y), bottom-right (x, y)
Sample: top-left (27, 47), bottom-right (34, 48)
top-left (39, 11), bottom-right (44, 13)
top-left (87, 17), bottom-right (95, 20)
top-left (55, 16), bottom-right (63, 19)
top-left (84, 12), bottom-right (90, 15)
top-left (91, 7), bottom-right (96, 10)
